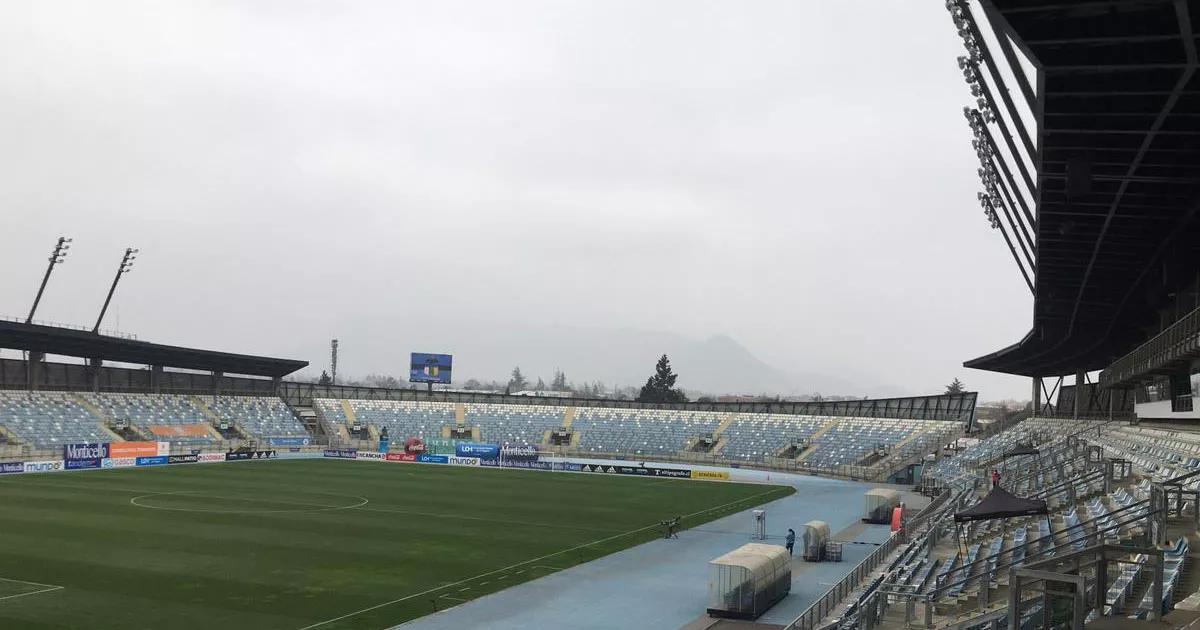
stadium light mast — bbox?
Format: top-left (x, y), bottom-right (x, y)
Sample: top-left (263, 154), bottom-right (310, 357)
top-left (26, 236), bottom-right (72, 324)
top-left (93, 247), bottom-right (137, 334)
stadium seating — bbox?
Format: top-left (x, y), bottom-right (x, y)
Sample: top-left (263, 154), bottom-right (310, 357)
top-left (0, 391), bottom-right (110, 448)
top-left (205, 396), bottom-right (308, 438)
top-left (85, 393), bottom-right (213, 445)
top-left (720, 413), bottom-right (826, 462)
top-left (571, 408), bottom-right (725, 455)
top-left (466, 403), bottom-right (564, 446)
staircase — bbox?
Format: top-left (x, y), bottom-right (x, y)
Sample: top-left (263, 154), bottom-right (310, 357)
top-left (796, 417), bottom-right (841, 463)
top-left (455, 403), bottom-right (466, 428)
top-left (71, 393), bottom-right (123, 440)
top-left (562, 407), bottom-right (576, 430)
top-left (189, 396), bottom-right (234, 441)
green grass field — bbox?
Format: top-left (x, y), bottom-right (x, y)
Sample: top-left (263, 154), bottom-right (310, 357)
top-left (0, 459), bottom-right (792, 629)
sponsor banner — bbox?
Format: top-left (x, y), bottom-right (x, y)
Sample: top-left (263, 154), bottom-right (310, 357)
top-left (0, 462), bottom-right (25, 474)
top-left (499, 445), bottom-right (540, 463)
top-left (497, 460), bottom-right (552, 470)
top-left (267, 436), bottom-right (311, 447)
top-left (225, 450), bottom-right (277, 461)
top-left (455, 443), bottom-right (499, 459)
top-left (386, 453), bottom-right (416, 462)
top-left (64, 442), bottom-right (109, 460)
top-left (422, 438), bottom-right (457, 455)
top-left (136, 456), bottom-right (169, 467)
top-left (168, 454), bottom-right (200, 464)
top-left (109, 441), bottom-right (163, 459)
top-left (651, 467), bottom-right (692, 479)
top-left (404, 437), bottom-right (427, 455)
top-left (691, 470), bottom-right (730, 481)
top-left (196, 453), bottom-right (226, 463)
top-left (102, 457), bottom-right (138, 468)
top-left (448, 456), bottom-right (480, 467)
top-left (561, 463), bottom-right (584, 472)
top-left (24, 460), bottom-right (64, 473)
top-left (357, 451), bottom-right (385, 461)
top-left (65, 458), bottom-right (102, 470)
top-left (323, 449), bottom-right (358, 459)
top-left (417, 454), bottom-right (448, 464)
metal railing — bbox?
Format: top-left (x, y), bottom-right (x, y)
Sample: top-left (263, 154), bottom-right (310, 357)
top-left (1, 314), bottom-right (137, 340)
top-left (1100, 303), bottom-right (1200, 388)
top-left (785, 531), bottom-right (904, 630)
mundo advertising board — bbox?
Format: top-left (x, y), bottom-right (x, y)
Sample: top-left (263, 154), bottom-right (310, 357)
top-left (447, 456), bottom-right (480, 467)
top-left (64, 443), bottom-right (109, 460)
top-left (24, 460), bottom-right (64, 473)
top-left (455, 443), bottom-right (499, 459)
top-left (136, 456), bottom-right (169, 467)
top-left (0, 462), bottom-right (25, 474)
top-left (324, 449), bottom-right (358, 459)
top-left (102, 457), bottom-right (137, 469)
top-left (109, 441), bottom-right (168, 458)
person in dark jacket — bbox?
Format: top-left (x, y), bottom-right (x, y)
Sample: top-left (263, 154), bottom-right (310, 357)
top-left (785, 528), bottom-right (796, 555)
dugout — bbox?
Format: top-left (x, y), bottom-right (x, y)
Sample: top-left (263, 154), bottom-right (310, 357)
top-left (802, 520), bottom-right (831, 561)
top-left (863, 488), bottom-right (901, 524)
top-left (706, 543), bottom-right (791, 620)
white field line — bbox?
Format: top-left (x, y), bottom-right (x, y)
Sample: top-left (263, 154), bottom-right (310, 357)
top-left (128, 491), bottom-right (368, 514)
top-left (0, 576), bottom-right (64, 603)
top-left (352, 505), bottom-right (622, 534)
top-left (296, 486), bottom-right (788, 630)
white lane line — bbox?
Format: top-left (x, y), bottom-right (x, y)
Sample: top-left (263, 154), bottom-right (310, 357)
top-left (352, 505), bottom-right (621, 534)
top-left (295, 487), bottom-right (786, 629)
top-left (128, 491), bottom-right (368, 515)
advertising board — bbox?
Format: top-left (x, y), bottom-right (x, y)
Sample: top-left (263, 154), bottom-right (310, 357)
top-left (455, 443), bottom-right (499, 459)
top-left (168, 454), bottom-right (200, 464)
top-left (267, 437), bottom-right (311, 447)
top-left (417, 454), bottom-right (448, 464)
top-left (109, 442), bottom-right (168, 459)
top-left (0, 462), bottom-right (25, 474)
top-left (65, 458), bottom-right (101, 470)
top-left (196, 453), bottom-right (226, 463)
top-left (102, 457), bottom-right (137, 468)
top-left (651, 467), bottom-right (692, 478)
top-left (136, 456), bottom-right (169, 467)
top-left (691, 470), bottom-right (730, 481)
top-left (447, 456), bottom-right (480, 467)
top-left (225, 450), bottom-right (277, 461)
top-left (386, 453), bottom-right (416, 462)
top-left (24, 460), bottom-right (63, 473)
top-left (323, 449), bottom-right (358, 459)
top-left (357, 451), bottom-right (385, 460)
top-left (64, 443), bottom-right (109, 460)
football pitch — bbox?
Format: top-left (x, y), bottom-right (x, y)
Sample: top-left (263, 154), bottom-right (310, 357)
top-left (0, 459), bottom-right (792, 629)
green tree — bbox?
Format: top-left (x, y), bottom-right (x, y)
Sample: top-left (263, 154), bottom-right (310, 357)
top-left (637, 354), bottom-right (688, 403)
top-left (508, 366), bottom-right (528, 392)
top-left (535, 376), bottom-right (546, 391)
top-left (946, 378), bottom-right (966, 394)
top-left (551, 369), bottom-right (568, 391)
top-left (317, 370), bottom-right (332, 386)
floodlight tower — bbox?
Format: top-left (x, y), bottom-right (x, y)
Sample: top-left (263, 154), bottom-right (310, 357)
top-left (93, 247), bottom-right (138, 334)
top-left (26, 236), bottom-right (72, 324)
top-left (331, 339), bottom-right (339, 384)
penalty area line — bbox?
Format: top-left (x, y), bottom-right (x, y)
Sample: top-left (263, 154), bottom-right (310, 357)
top-left (0, 576), bottom-right (65, 603)
top-left (295, 487), bottom-right (784, 629)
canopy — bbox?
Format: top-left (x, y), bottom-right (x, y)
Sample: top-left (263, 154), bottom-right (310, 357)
top-left (865, 488), bottom-right (901, 510)
top-left (709, 543), bottom-right (790, 574)
top-left (953, 487), bottom-right (1048, 523)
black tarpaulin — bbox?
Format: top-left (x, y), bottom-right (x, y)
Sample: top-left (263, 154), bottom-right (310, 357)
top-left (954, 487), bottom-right (1048, 523)
top-left (1001, 445), bottom-right (1039, 459)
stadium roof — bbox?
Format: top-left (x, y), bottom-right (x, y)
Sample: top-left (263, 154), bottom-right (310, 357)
top-left (961, 0), bottom-right (1200, 377)
top-left (0, 320), bottom-right (307, 378)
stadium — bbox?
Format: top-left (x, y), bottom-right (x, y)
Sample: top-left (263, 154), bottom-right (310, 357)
top-left (3, 1), bottom-right (1200, 629)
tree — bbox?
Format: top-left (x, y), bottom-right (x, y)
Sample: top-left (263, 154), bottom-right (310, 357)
top-left (535, 376), bottom-right (546, 391)
top-left (318, 370), bottom-right (332, 386)
top-left (945, 378), bottom-right (966, 395)
top-left (508, 366), bottom-right (528, 392)
top-left (637, 354), bottom-right (688, 403)
top-left (551, 369), bottom-right (568, 391)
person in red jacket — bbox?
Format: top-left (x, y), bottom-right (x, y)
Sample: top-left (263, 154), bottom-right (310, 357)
top-left (991, 469), bottom-right (1001, 488)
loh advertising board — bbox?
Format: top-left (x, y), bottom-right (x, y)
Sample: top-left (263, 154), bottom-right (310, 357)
top-left (417, 454), bottom-right (448, 464)
top-left (455, 443), bottom-right (499, 459)
top-left (136, 456), bottom-right (169, 467)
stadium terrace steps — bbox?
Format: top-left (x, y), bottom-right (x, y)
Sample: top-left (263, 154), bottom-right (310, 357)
top-left (562, 406), bottom-right (576, 430)
top-left (340, 399), bottom-right (358, 429)
top-left (454, 403), bottom-right (466, 426)
top-left (189, 396), bottom-right (236, 441)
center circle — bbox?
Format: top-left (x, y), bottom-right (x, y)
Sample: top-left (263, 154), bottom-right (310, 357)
top-left (129, 490), bottom-right (368, 514)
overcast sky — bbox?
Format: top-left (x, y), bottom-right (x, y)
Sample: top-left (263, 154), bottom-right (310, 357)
top-left (0, 0), bottom-right (1034, 401)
